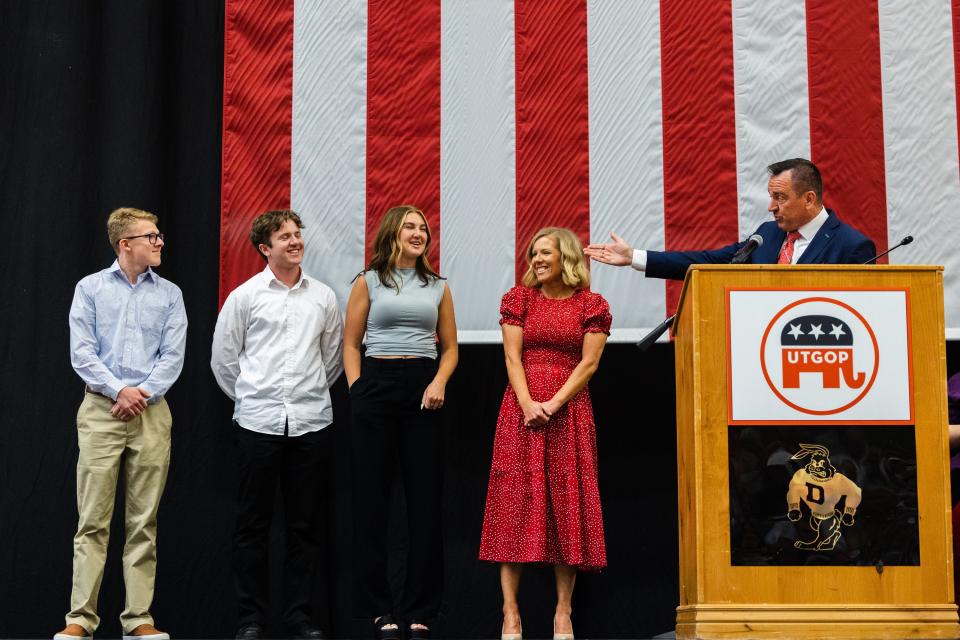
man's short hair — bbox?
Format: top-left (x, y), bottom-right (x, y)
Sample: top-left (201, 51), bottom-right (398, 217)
top-left (107, 207), bottom-right (159, 254)
top-left (767, 158), bottom-right (822, 202)
top-left (250, 209), bottom-right (304, 260)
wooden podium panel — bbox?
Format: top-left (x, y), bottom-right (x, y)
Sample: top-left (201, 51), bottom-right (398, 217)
top-left (672, 265), bottom-right (959, 639)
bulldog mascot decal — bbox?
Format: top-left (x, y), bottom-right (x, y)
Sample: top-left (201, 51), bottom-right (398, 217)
top-left (785, 443), bottom-right (862, 551)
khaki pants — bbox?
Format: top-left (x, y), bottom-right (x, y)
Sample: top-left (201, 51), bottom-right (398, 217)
top-left (65, 392), bottom-right (172, 634)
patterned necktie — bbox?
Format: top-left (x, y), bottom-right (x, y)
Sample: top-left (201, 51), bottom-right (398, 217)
top-left (777, 231), bottom-right (802, 264)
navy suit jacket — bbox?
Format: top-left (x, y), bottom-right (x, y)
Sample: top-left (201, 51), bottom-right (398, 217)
top-left (645, 209), bottom-right (876, 281)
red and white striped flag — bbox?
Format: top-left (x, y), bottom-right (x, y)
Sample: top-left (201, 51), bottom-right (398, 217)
top-left (221, 0), bottom-right (960, 342)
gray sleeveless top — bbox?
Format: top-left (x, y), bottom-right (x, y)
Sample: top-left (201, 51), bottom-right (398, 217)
top-left (364, 269), bottom-right (445, 358)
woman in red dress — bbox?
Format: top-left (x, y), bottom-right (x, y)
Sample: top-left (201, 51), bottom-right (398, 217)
top-left (479, 227), bottom-right (612, 640)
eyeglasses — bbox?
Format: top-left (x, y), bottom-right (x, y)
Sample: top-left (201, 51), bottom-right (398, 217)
top-left (122, 232), bottom-right (165, 245)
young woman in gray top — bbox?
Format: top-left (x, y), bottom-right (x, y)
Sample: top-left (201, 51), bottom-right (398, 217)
top-left (343, 205), bottom-right (458, 640)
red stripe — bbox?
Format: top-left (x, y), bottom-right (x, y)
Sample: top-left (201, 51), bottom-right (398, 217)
top-left (365, 0), bottom-right (442, 268)
top-left (220, 0), bottom-right (294, 304)
top-left (514, 0), bottom-right (590, 283)
top-left (659, 0), bottom-right (739, 312)
top-left (806, 0), bottom-right (888, 260)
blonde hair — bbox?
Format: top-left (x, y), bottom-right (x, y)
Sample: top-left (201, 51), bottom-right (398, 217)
top-left (107, 207), bottom-right (159, 254)
top-left (521, 227), bottom-right (590, 289)
top-left (362, 205), bottom-right (441, 290)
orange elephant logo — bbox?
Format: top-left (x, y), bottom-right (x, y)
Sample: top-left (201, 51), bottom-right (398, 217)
top-left (780, 315), bottom-right (864, 389)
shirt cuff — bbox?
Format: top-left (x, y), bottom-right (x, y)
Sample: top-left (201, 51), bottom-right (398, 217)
top-left (138, 384), bottom-right (161, 403)
top-left (103, 379), bottom-right (125, 401)
top-left (631, 249), bottom-right (648, 271)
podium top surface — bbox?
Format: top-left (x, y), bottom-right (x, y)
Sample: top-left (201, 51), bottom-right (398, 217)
top-left (684, 264), bottom-right (943, 273)
top-left (674, 264), bottom-right (944, 332)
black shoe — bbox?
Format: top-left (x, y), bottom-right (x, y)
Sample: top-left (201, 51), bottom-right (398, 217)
top-left (236, 624), bottom-right (262, 640)
top-left (291, 624), bottom-right (324, 640)
top-left (408, 620), bottom-right (430, 640)
top-left (374, 615), bottom-right (402, 640)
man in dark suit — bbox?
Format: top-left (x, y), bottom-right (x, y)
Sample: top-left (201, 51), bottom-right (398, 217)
top-left (584, 158), bottom-right (876, 279)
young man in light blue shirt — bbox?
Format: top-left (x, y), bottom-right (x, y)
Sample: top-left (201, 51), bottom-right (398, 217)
top-left (56, 207), bottom-right (187, 640)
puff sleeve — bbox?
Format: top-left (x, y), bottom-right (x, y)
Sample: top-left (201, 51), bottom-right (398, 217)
top-left (499, 285), bottom-right (530, 327)
top-left (582, 291), bottom-right (612, 335)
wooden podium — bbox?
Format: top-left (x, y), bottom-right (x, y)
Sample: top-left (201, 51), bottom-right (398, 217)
top-left (671, 265), bottom-right (959, 639)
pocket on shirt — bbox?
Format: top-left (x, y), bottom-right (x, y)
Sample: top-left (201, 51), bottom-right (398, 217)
top-left (140, 300), bottom-right (171, 337)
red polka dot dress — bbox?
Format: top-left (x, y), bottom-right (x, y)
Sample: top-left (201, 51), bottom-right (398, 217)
top-left (479, 285), bottom-right (612, 570)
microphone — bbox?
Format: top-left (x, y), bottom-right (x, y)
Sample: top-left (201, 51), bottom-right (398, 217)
top-left (862, 235), bottom-right (913, 265)
top-left (637, 233), bottom-right (766, 350)
top-left (636, 314), bottom-right (674, 352)
top-left (730, 234), bottom-right (764, 264)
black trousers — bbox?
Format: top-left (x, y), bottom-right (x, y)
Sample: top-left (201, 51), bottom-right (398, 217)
top-left (350, 357), bottom-right (444, 621)
top-left (233, 423), bottom-right (329, 628)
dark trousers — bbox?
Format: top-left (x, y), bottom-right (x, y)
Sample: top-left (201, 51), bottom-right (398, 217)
top-left (233, 423), bottom-right (329, 628)
top-left (350, 357), bottom-right (444, 621)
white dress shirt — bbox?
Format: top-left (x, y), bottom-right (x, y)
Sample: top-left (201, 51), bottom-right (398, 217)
top-left (630, 206), bottom-right (830, 269)
top-left (785, 206), bottom-right (828, 263)
top-left (211, 266), bottom-right (344, 436)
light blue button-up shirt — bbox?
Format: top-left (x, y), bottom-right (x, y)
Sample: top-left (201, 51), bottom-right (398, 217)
top-left (68, 260), bottom-right (188, 402)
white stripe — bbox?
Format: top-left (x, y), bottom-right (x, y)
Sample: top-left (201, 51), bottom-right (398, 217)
top-left (440, 0), bottom-right (517, 334)
top-left (587, 0), bottom-right (667, 330)
top-left (292, 0), bottom-right (367, 310)
top-left (878, 0), bottom-right (960, 330)
top-left (732, 0), bottom-right (811, 237)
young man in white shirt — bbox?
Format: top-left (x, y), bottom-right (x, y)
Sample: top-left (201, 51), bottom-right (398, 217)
top-left (211, 210), bottom-right (343, 640)
top-left (56, 207), bottom-right (187, 640)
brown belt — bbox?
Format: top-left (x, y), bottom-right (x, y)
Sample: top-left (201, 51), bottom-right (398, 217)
top-left (85, 386), bottom-right (114, 401)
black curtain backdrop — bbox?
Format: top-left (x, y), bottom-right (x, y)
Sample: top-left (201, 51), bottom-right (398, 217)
top-left (2, 3), bottom-right (958, 639)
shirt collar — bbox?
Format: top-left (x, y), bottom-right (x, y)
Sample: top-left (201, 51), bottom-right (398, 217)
top-left (261, 264), bottom-right (310, 290)
top-left (796, 206), bottom-right (829, 240)
top-left (108, 259), bottom-right (157, 284)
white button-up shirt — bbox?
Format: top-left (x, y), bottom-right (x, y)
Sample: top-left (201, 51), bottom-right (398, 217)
top-left (211, 266), bottom-right (344, 436)
top-left (786, 206), bottom-right (829, 263)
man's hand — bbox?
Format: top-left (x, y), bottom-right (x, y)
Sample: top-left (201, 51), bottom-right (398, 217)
top-left (584, 232), bottom-right (634, 267)
top-left (112, 386), bottom-right (151, 421)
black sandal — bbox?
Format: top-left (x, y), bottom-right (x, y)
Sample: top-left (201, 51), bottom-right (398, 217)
top-left (407, 620), bottom-right (430, 640)
top-left (374, 615), bottom-right (402, 640)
